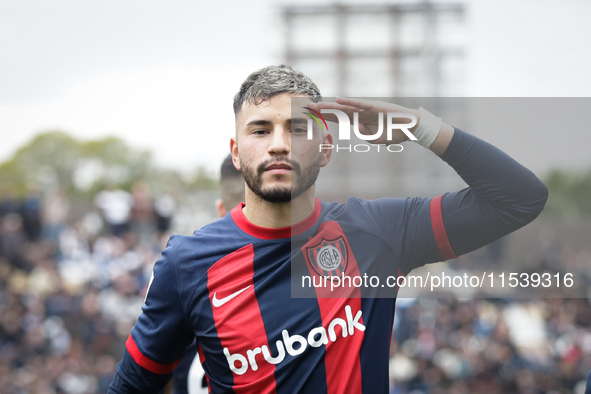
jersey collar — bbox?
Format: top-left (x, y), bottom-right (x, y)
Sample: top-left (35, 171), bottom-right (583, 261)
top-left (230, 198), bottom-right (321, 240)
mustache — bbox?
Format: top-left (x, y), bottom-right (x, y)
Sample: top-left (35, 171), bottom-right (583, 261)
top-left (257, 157), bottom-right (300, 175)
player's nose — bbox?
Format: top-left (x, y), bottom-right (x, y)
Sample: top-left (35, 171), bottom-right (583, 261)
top-left (267, 128), bottom-right (290, 155)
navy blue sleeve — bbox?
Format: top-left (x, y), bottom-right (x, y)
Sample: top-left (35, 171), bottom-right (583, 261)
top-left (438, 128), bottom-right (548, 256)
top-left (108, 236), bottom-right (195, 393)
top-left (171, 340), bottom-right (199, 394)
top-left (361, 128), bottom-right (547, 273)
top-left (108, 349), bottom-right (172, 394)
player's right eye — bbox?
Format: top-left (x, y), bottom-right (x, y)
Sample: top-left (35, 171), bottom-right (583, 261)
top-left (291, 127), bottom-right (307, 134)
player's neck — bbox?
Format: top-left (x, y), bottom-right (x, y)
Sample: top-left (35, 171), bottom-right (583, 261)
top-left (243, 187), bottom-right (315, 229)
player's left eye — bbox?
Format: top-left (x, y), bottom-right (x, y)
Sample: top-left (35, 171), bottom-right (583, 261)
top-left (291, 127), bottom-right (307, 134)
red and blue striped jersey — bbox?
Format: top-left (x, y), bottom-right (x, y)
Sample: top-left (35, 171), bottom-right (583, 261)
top-left (124, 195), bottom-right (444, 394)
top-left (109, 129), bottom-right (548, 394)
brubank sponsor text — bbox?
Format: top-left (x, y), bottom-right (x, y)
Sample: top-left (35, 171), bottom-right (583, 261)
top-left (224, 305), bottom-right (365, 375)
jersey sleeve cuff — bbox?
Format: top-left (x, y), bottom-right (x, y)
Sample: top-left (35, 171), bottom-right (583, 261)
top-left (126, 335), bottom-right (182, 375)
top-left (430, 194), bottom-right (458, 260)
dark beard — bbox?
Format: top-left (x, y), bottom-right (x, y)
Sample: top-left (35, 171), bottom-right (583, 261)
top-left (241, 156), bottom-right (320, 203)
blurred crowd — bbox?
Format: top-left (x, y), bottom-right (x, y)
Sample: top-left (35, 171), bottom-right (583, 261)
top-left (389, 297), bottom-right (591, 394)
top-left (0, 184), bottom-right (176, 393)
top-left (389, 230), bottom-right (591, 393)
top-left (0, 186), bottom-right (590, 393)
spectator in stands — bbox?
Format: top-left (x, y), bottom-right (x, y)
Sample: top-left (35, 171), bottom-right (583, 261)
top-left (94, 185), bottom-right (134, 237)
top-left (21, 188), bottom-right (42, 242)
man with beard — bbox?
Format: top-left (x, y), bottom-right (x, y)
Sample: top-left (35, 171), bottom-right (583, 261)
top-left (109, 65), bottom-right (548, 393)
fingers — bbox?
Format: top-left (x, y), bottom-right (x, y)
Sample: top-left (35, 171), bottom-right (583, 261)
top-left (334, 97), bottom-right (375, 110)
top-left (311, 98), bottom-right (374, 114)
top-left (339, 97), bottom-right (411, 114)
top-left (308, 101), bottom-right (360, 123)
top-left (308, 97), bottom-right (411, 125)
top-left (313, 97), bottom-right (405, 114)
top-left (309, 101), bottom-right (359, 114)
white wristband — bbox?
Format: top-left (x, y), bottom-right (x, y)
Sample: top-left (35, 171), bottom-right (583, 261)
top-left (412, 107), bottom-right (443, 149)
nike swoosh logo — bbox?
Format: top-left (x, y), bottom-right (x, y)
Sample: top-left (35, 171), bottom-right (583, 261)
top-left (212, 285), bottom-right (251, 307)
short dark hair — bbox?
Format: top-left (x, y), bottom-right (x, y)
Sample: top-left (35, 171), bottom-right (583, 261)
top-left (233, 65), bottom-right (322, 116)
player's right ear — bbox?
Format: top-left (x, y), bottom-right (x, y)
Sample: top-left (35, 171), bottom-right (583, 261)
top-left (230, 137), bottom-right (241, 171)
top-left (320, 132), bottom-right (333, 167)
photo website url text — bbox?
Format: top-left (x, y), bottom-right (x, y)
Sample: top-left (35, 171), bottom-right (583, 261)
top-left (301, 272), bottom-right (574, 292)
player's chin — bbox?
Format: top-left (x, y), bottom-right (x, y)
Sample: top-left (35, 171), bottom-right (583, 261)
top-left (259, 185), bottom-right (293, 203)
top-left (261, 181), bottom-right (292, 195)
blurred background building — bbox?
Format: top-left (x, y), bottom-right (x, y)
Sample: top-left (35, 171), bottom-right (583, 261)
top-left (283, 2), bottom-right (467, 199)
top-left (283, 2), bottom-right (465, 98)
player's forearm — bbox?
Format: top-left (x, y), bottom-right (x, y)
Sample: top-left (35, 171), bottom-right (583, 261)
top-left (438, 128), bottom-right (548, 256)
top-left (429, 122), bottom-right (455, 156)
top-left (441, 128), bottom-right (548, 212)
top-left (108, 371), bottom-right (138, 394)
top-left (108, 349), bottom-right (172, 394)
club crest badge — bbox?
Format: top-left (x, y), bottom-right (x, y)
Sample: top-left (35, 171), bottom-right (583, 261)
top-left (305, 236), bottom-right (349, 277)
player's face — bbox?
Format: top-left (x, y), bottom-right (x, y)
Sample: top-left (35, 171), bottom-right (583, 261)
top-left (231, 93), bottom-right (332, 203)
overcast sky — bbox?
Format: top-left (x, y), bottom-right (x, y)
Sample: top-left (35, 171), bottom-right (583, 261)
top-left (1, 0), bottom-right (590, 176)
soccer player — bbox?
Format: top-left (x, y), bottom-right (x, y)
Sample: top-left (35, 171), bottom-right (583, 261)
top-left (108, 65), bottom-right (548, 393)
top-left (170, 154), bottom-right (245, 394)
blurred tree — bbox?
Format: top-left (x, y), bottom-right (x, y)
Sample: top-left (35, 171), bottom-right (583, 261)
top-left (543, 169), bottom-right (591, 219)
top-left (0, 131), bottom-right (217, 199)
top-left (75, 136), bottom-right (153, 195)
top-left (184, 166), bottom-right (218, 191)
top-left (0, 131), bottom-right (80, 195)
